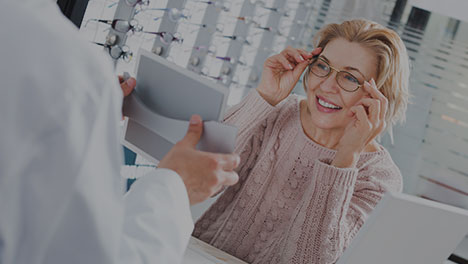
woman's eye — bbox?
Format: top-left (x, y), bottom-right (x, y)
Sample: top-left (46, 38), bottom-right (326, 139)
top-left (317, 62), bottom-right (329, 71)
top-left (344, 74), bottom-right (359, 84)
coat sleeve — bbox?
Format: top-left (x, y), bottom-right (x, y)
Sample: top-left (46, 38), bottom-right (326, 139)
top-left (119, 169), bottom-right (194, 264)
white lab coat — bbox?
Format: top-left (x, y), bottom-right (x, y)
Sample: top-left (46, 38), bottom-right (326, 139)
top-left (0, 1), bottom-right (193, 264)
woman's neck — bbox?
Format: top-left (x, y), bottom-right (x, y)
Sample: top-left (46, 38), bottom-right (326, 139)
top-left (299, 100), bottom-right (344, 149)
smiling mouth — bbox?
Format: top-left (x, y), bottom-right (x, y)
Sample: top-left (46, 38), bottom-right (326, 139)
top-left (316, 96), bottom-right (342, 110)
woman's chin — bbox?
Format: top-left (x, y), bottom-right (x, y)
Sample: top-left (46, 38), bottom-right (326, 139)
top-left (308, 106), bottom-right (349, 131)
top-left (303, 99), bottom-right (349, 131)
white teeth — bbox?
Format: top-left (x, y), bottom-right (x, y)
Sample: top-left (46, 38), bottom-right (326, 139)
top-left (318, 98), bottom-right (341, 109)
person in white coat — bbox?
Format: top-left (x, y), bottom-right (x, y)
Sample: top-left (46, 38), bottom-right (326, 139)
top-left (0, 1), bottom-right (239, 264)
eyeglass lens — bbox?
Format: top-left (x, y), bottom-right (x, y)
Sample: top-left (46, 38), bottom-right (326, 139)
top-left (154, 32), bottom-right (182, 44)
top-left (309, 58), bottom-right (361, 92)
top-left (112, 19), bottom-right (132, 33)
top-left (111, 19), bottom-right (142, 33)
top-left (109, 45), bottom-right (132, 62)
top-left (125, 0), bottom-right (149, 7)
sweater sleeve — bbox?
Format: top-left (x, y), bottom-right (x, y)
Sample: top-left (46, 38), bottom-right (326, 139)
top-left (223, 89), bottom-right (279, 179)
top-left (282, 156), bottom-right (403, 264)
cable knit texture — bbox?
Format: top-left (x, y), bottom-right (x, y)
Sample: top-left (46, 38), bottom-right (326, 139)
top-left (193, 89), bottom-right (403, 264)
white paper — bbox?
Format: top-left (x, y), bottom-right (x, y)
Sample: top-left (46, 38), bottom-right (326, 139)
top-left (122, 49), bottom-right (237, 162)
top-left (123, 93), bottom-right (237, 162)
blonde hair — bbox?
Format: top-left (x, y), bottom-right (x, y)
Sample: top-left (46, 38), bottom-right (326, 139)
top-left (312, 19), bottom-right (410, 140)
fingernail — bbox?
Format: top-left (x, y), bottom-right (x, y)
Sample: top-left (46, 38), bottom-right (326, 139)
top-left (190, 115), bottom-right (201, 125)
top-left (126, 78), bottom-right (136, 87)
top-left (235, 154), bottom-right (241, 166)
top-left (299, 55), bottom-right (305, 61)
top-left (288, 64), bottom-right (293, 70)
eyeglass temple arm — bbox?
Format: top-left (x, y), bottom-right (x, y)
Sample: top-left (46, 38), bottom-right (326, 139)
top-left (84, 18), bottom-right (111, 27)
top-left (92, 42), bottom-right (110, 48)
top-left (141, 31), bottom-right (163, 36)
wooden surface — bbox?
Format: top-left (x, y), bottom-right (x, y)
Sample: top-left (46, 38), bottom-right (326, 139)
top-left (183, 237), bottom-right (247, 264)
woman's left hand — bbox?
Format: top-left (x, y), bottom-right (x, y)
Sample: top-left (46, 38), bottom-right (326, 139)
top-left (332, 79), bottom-right (388, 168)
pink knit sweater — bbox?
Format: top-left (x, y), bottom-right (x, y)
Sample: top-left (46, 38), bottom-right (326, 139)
top-left (193, 90), bottom-right (403, 264)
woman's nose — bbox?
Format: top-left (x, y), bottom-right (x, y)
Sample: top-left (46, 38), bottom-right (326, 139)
top-left (319, 71), bottom-right (340, 93)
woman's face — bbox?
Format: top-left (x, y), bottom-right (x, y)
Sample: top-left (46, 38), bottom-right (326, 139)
top-left (304, 38), bottom-right (379, 132)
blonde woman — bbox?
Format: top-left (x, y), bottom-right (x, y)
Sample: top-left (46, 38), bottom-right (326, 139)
top-left (193, 19), bottom-right (410, 264)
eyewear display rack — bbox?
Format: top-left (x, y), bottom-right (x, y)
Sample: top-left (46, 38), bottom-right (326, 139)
top-left (186, 2), bottom-right (225, 74)
top-left (150, 0), bottom-right (188, 58)
top-left (104, 0), bottom-right (316, 92)
top-left (215, 0), bottom-right (257, 87)
top-left (244, 0), bottom-right (286, 89)
top-left (105, 2), bottom-right (137, 67)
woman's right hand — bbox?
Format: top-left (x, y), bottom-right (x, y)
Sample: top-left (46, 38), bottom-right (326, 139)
top-left (256, 46), bottom-right (322, 106)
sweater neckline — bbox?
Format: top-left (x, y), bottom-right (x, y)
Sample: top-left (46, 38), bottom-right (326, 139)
top-left (293, 96), bottom-right (386, 158)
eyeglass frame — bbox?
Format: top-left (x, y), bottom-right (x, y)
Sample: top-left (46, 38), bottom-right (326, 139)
top-left (93, 42), bottom-right (133, 62)
top-left (125, 0), bottom-right (150, 7)
top-left (85, 19), bottom-right (142, 34)
top-left (137, 8), bottom-right (191, 22)
top-left (141, 31), bottom-right (183, 45)
top-left (305, 56), bottom-right (364, 92)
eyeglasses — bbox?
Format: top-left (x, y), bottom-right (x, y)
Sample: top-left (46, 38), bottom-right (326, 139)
top-left (191, 45), bottom-right (217, 54)
top-left (214, 56), bottom-right (249, 66)
top-left (258, 5), bottom-right (290, 17)
top-left (85, 19), bottom-right (142, 34)
top-left (255, 26), bottom-right (273, 32)
top-left (306, 57), bottom-right (363, 92)
top-left (214, 56), bottom-right (236, 64)
top-left (226, 15), bottom-right (260, 27)
top-left (196, 0), bottom-right (231, 12)
top-left (125, 0), bottom-right (150, 7)
top-left (141, 31), bottom-right (183, 44)
top-left (217, 35), bottom-right (253, 45)
top-left (184, 22), bottom-right (224, 34)
top-left (93, 42), bottom-right (133, 62)
top-left (201, 67), bottom-right (228, 82)
top-left (136, 8), bottom-right (191, 22)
